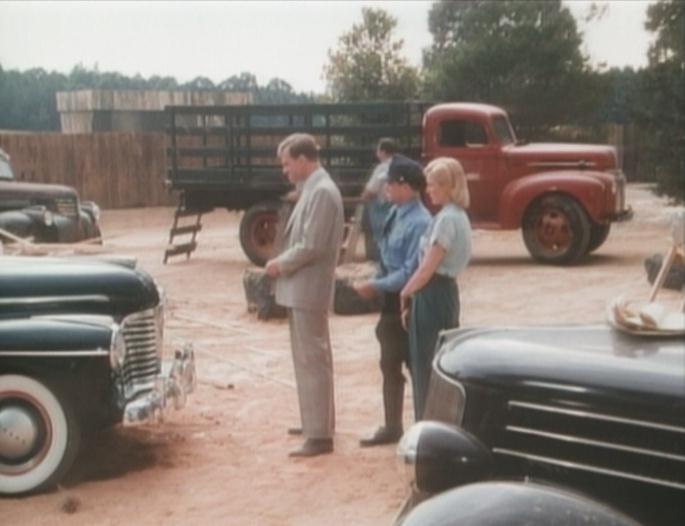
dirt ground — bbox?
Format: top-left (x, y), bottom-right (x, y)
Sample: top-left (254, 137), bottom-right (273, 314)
top-left (2, 184), bottom-right (683, 525)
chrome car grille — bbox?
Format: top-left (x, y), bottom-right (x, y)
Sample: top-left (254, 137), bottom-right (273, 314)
top-left (493, 400), bottom-right (685, 491)
top-left (120, 307), bottom-right (163, 400)
top-left (54, 196), bottom-right (79, 217)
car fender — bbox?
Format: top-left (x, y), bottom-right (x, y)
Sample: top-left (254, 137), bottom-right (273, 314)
top-left (0, 209), bottom-right (35, 238)
top-left (401, 481), bottom-right (642, 526)
top-left (499, 171), bottom-right (608, 228)
top-left (51, 213), bottom-right (81, 242)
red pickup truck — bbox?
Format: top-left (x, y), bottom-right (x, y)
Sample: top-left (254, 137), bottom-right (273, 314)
top-left (421, 103), bottom-right (632, 264)
top-left (165, 101), bottom-right (632, 265)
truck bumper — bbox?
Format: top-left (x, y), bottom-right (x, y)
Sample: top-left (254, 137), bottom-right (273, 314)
top-left (609, 206), bottom-right (634, 222)
top-left (123, 344), bottom-right (196, 426)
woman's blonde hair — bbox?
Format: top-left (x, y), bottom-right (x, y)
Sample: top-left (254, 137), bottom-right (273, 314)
top-left (425, 157), bottom-right (470, 209)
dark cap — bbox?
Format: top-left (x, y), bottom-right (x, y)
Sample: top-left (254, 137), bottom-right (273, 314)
top-left (386, 154), bottom-right (425, 190)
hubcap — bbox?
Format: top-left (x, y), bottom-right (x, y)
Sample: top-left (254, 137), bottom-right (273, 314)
top-left (536, 209), bottom-right (571, 252)
top-left (0, 405), bottom-right (40, 460)
top-left (251, 215), bottom-right (277, 258)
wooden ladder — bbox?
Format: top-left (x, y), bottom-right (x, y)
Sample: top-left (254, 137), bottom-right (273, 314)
top-left (163, 205), bottom-right (204, 264)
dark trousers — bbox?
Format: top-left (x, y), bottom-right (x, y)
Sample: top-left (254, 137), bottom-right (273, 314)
top-left (409, 275), bottom-right (459, 420)
top-left (375, 292), bottom-right (409, 432)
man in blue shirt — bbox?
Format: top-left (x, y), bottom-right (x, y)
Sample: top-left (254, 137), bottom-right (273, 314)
top-left (353, 154), bottom-right (430, 446)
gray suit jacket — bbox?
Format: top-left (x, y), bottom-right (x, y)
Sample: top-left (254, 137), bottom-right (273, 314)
top-left (274, 167), bottom-right (344, 312)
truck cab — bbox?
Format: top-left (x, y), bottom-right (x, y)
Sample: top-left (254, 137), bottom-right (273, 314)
top-left (422, 103), bottom-right (631, 264)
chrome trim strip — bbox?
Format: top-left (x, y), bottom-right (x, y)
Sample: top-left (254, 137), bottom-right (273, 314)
top-left (0, 295), bottom-right (109, 305)
top-left (0, 349), bottom-right (109, 357)
top-left (509, 401), bottom-right (685, 434)
top-left (528, 161), bottom-right (597, 168)
top-left (492, 447), bottom-right (685, 491)
top-left (506, 425), bottom-right (685, 463)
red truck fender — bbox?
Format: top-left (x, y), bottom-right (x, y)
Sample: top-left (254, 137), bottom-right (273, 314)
top-left (499, 171), bottom-right (608, 229)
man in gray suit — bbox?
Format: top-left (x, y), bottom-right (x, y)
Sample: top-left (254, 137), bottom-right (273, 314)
top-left (265, 133), bottom-right (344, 457)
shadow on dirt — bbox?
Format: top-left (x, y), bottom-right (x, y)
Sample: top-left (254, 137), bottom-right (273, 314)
top-left (62, 427), bottom-right (175, 487)
top-left (470, 253), bottom-right (631, 269)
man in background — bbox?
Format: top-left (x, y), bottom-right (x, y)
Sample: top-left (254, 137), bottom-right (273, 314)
top-left (361, 138), bottom-right (397, 261)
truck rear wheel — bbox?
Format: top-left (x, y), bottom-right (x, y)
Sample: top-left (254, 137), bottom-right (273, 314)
top-left (587, 223), bottom-right (611, 253)
top-left (239, 201), bottom-right (281, 267)
top-left (522, 195), bottom-right (591, 265)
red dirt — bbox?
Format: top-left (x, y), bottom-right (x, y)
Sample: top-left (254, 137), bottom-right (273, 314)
top-left (2, 184), bottom-right (682, 525)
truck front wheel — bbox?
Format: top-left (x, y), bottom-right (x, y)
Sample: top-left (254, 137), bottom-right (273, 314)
top-left (587, 223), bottom-right (611, 254)
top-left (522, 195), bottom-right (591, 265)
top-left (0, 375), bottom-right (80, 495)
top-left (239, 201), bottom-right (281, 267)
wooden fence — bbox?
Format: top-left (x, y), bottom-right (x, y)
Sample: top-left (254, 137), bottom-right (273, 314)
top-left (0, 132), bottom-right (176, 209)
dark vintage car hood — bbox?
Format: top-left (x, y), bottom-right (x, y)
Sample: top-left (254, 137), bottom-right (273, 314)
top-left (0, 180), bottom-right (79, 200)
top-left (437, 325), bottom-right (685, 410)
top-left (0, 256), bottom-right (160, 318)
top-left (0, 316), bottom-right (113, 352)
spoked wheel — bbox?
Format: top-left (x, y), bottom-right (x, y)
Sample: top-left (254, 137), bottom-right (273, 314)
top-left (0, 375), bottom-right (80, 495)
top-left (522, 195), bottom-right (591, 265)
top-left (239, 201), bottom-right (281, 266)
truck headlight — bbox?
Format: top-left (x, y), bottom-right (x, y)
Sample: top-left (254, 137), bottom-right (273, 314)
top-left (110, 326), bottom-right (127, 370)
top-left (396, 422), bottom-right (493, 494)
top-left (43, 210), bottom-right (54, 226)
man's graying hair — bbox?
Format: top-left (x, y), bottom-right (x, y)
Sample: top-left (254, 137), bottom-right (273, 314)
top-left (278, 133), bottom-right (320, 161)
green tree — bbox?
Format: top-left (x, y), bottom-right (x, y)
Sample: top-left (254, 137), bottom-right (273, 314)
top-left (423, 0), bottom-right (596, 137)
top-left (638, 0), bottom-right (684, 202)
top-left (323, 7), bottom-right (419, 101)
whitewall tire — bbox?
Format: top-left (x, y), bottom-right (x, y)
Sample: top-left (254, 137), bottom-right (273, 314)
top-left (0, 374), bottom-right (80, 495)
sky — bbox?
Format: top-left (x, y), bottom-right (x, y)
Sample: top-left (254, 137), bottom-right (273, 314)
top-left (0, 1), bottom-right (656, 94)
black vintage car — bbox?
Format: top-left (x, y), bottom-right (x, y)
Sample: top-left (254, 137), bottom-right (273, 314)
top-left (397, 325), bottom-right (685, 526)
top-left (0, 256), bottom-right (195, 495)
top-left (0, 147), bottom-right (101, 243)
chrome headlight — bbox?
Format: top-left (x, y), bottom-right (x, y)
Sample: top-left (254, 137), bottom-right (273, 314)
top-left (109, 325), bottom-right (127, 370)
top-left (396, 422), bottom-right (493, 494)
top-left (43, 210), bottom-right (53, 226)
top-left (397, 424), bottom-right (424, 488)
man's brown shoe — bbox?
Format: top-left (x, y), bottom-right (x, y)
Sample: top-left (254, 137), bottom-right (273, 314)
top-left (289, 438), bottom-right (333, 457)
top-left (359, 426), bottom-right (402, 447)
top-left (288, 427), bottom-right (302, 436)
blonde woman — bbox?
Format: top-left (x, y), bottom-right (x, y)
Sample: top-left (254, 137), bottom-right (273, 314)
top-left (400, 157), bottom-right (472, 420)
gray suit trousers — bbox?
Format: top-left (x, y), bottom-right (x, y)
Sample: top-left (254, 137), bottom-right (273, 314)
top-left (288, 308), bottom-right (335, 439)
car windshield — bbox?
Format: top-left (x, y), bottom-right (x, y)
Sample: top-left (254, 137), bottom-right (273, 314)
top-left (492, 115), bottom-right (516, 146)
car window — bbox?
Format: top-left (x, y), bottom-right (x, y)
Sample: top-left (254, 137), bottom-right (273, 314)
top-left (0, 158), bottom-right (14, 180)
top-left (438, 119), bottom-right (488, 147)
top-left (492, 115), bottom-right (516, 146)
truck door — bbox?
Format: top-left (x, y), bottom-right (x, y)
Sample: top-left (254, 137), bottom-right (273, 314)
top-left (430, 118), bottom-right (504, 224)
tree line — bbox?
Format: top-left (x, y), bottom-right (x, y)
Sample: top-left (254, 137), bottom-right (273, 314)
top-left (0, 0), bottom-right (682, 201)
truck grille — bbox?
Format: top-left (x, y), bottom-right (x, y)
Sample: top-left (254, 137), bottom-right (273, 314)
top-left (493, 400), bottom-right (685, 491)
top-left (120, 307), bottom-right (163, 400)
top-left (54, 197), bottom-right (79, 217)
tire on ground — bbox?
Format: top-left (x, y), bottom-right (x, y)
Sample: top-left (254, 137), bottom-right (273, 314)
top-left (522, 195), bottom-right (591, 265)
top-left (587, 222), bottom-right (611, 253)
top-left (239, 201), bottom-right (281, 267)
top-left (0, 374), bottom-right (80, 495)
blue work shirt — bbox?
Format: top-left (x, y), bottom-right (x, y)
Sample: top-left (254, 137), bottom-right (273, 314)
top-left (371, 198), bottom-right (431, 293)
